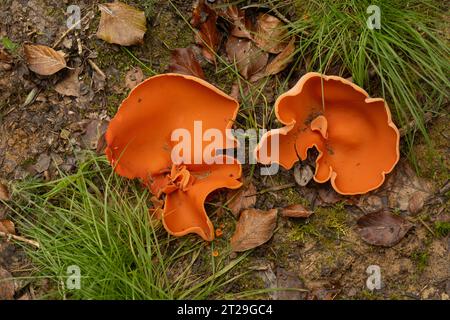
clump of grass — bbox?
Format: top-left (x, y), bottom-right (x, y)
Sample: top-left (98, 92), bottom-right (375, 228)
top-left (434, 221), bottom-right (450, 238)
top-left (6, 154), bottom-right (248, 299)
top-left (277, 0), bottom-right (449, 157)
top-left (411, 250), bottom-right (429, 273)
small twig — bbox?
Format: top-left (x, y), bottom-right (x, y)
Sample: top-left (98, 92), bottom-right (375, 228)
top-left (417, 217), bottom-right (436, 237)
top-left (52, 13), bottom-right (91, 49)
top-left (0, 231), bottom-right (40, 248)
top-left (251, 183), bottom-right (296, 196)
top-left (87, 58), bottom-right (106, 79)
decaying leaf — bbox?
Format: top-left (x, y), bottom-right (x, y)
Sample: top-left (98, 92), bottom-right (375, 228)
top-left (168, 48), bottom-right (205, 79)
top-left (54, 67), bottom-right (81, 97)
top-left (0, 183), bottom-right (10, 201)
top-left (0, 219), bottom-right (15, 235)
top-left (408, 191), bottom-right (426, 214)
top-left (192, 0), bottom-right (220, 63)
top-left (357, 211), bottom-right (413, 247)
top-left (274, 267), bottom-right (307, 300)
top-left (0, 48), bottom-right (12, 63)
top-left (0, 267), bottom-right (15, 300)
top-left (293, 163), bottom-right (313, 187)
top-left (280, 204), bottom-right (313, 218)
top-left (125, 66), bottom-right (144, 89)
top-left (357, 195), bottom-right (384, 214)
top-left (220, 5), bottom-right (252, 39)
top-left (265, 37), bottom-right (295, 76)
top-left (226, 35), bottom-right (268, 81)
top-left (253, 13), bottom-right (289, 54)
top-left (227, 182), bottom-right (256, 217)
top-left (318, 188), bottom-right (343, 205)
top-left (230, 208), bottom-right (277, 252)
top-left (24, 44), bottom-right (66, 75)
top-left (96, 2), bottom-right (147, 46)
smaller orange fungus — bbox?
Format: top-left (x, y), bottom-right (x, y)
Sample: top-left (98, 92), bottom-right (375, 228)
top-left (106, 73), bottom-right (242, 241)
top-left (256, 72), bottom-right (400, 195)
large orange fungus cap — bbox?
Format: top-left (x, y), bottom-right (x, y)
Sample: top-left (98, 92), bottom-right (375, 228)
top-left (106, 73), bottom-right (242, 241)
top-left (256, 72), bottom-right (400, 195)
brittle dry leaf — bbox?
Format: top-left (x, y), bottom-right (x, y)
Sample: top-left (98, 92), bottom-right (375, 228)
top-left (96, 2), bottom-right (147, 46)
top-left (225, 36), bottom-right (268, 81)
top-left (24, 44), bottom-right (66, 75)
top-left (125, 66), bottom-right (144, 89)
top-left (253, 13), bottom-right (289, 54)
top-left (265, 37), bottom-right (295, 76)
top-left (0, 219), bottom-right (15, 235)
top-left (0, 267), bottom-right (15, 300)
top-left (168, 48), bottom-right (205, 79)
top-left (0, 183), bottom-right (10, 201)
top-left (230, 208), bottom-right (277, 252)
top-left (220, 5), bottom-right (252, 39)
top-left (192, 0), bottom-right (220, 63)
top-left (55, 67), bottom-right (81, 97)
top-left (280, 204), bottom-right (313, 218)
top-left (357, 211), bottom-right (413, 247)
top-left (227, 182), bottom-right (256, 217)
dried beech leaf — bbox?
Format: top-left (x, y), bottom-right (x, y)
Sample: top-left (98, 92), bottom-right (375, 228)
top-left (24, 44), bottom-right (66, 75)
top-left (0, 219), bottom-right (15, 235)
top-left (227, 182), bottom-right (256, 217)
top-left (168, 48), bottom-right (205, 79)
top-left (54, 67), bottom-right (81, 97)
top-left (226, 36), bottom-right (268, 80)
top-left (357, 211), bottom-right (413, 247)
top-left (0, 267), bottom-right (14, 300)
top-left (220, 5), bottom-right (252, 39)
top-left (265, 37), bottom-right (295, 76)
top-left (193, 1), bottom-right (220, 63)
top-left (125, 66), bottom-right (144, 89)
top-left (96, 2), bottom-right (147, 46)
top-left (0, 183), bottom-right (10, 201)
top-left (280, 204), bottom-right (313, 218)
top-left (253, 13), bottom-right (288, 54)
top-left (230, 208), bottom-right (277, 252)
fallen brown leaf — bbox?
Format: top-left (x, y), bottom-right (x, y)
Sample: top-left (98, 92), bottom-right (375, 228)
top-left (0, 267), bottom-right (15, 300)
top-left (318, 188), bottom-right (343, 205)
top-left (357, 195), bottom-right (384, 214)
top-left (265, 37), bottom-right (295, 76)
top-left (125, 66), bottom-right (144, 89)
top-left (225, 36), bottom-right (268, 81)
top-left (168, 48), bottom-right (205, 79)
top-left (24, 44), bottom-right (66, 76)
top-left (193, 1), bottom-right (220, 63)
top-left (408, 191), bottom-right (426, 214)
top-left (253, 13), bottom-right (289, 54)
top-left (357, 211), bottom-right (413, 247)
top-left (0, 48), bottom-right (12, 63)
top-left (274, 267), bottom-right (307, 300)
top-left (96, 2), bottom-right (147, 46)
top-left (280, 204), bottom-right (313, 218)
top-left (0, 183), bottom-right (10, 201)
top-left (54, 67), bottom-right (81, 97)
top-left (227, 182), bottom-right (256, 217)
top-left (220, 5), bottom-right (252, 39)
top-left (0, 219), bottom-right (15, 235)
top-left (230, 208), bottom-right (277, 252)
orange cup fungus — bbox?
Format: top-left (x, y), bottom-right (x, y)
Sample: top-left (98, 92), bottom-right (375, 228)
top-left (256, 72), bottom-right (400, 195)
top-left (105, 73), bottom-right (242, 241)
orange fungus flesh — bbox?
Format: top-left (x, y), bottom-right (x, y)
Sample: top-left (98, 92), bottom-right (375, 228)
top-left (106, 73), bottom-right (242, 241)
top-left (256, 72), bottom-right (400, 195)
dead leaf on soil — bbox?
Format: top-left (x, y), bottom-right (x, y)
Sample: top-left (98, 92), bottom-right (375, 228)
top-left (253, 13), bottom-right (289, 54)
top-left (357, 211), bottom-right (413, 247)
top-left (0, 219), bottom-right (15, 235)
top-left (265, 37), bottom-right (295, 76)
top-left (318, 188), bottom-right (343, 205)
top-left (0, 183), bottom-right (10, 201)
top-left (230, 208), bottom-right (277, 252)
top-left (125, 66), bottom-right (144, 89)
top-left (54, 67), bottom-right (81, 97)
top-left (0, 267), bottom-right (15, 300)
top-left (0, 48), bottom-right (12, 63)
top-left (24, 44), bottom-right (66, 76)
top-left (220, 5), bottom-right (253, 39)
top-left (357, 195), bottom-right (384, 214)
top-left (227, 182), bottom-right (257, 217)
top-left (96, 2), bottom-right (147, 46)
top-left (168, 48), bottom-right (205, 79)
top-left (274, 267), bottom-right (308, 300)
top-left (192, 0), bottom-right (220, 64)
top-left (225, 35), bottom-right (268, 81)
top-left (34, 153), bottom-right (51, 173)
top-left (408, 191), bottom-right (426, 214)
top-left (293, 163), bottom-right (313, 187)
top-left (280, 204), bottom-right (313, 218)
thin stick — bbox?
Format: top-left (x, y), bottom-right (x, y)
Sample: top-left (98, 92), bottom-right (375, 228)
top-left (0, 231), bottom-right (40, 248)
top-left (251, 183), bottom-right (296, 196)
top-left (88, 58), bottom-right (106, 79)
top-left (52, 14), bottom-right (91, 48)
